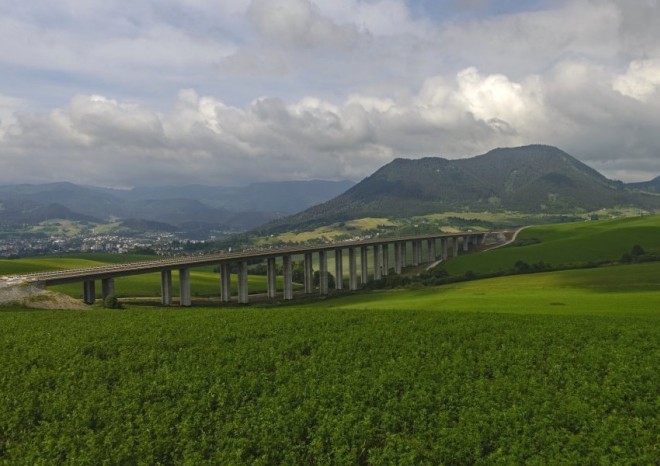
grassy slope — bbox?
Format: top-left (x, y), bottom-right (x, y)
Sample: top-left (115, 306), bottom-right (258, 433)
top-left (312, 261), bottom-right (660, 316)
top-left (443, 214), bottom-right (660, 276)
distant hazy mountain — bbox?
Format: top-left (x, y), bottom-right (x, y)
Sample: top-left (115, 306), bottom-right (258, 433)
top-left (0, 182), bottom-right (124, 220)
top-left (0, 198), bottom-right (101, 226)
top-left (100, 180), bottom-right (355, 214)
top-left (628, 176), bottom-right (660, 193)
top-left (0, 179), bottom-right (355, 233)
top-left (259, 145), bottom-right (660, 233)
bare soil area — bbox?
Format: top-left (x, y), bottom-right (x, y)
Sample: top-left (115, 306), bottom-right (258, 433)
top-left (0, 281), bottom-right (87, 310)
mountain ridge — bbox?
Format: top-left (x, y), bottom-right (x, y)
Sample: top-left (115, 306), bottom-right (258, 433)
top-left (0, 179), bottom-right (355, 234)
top-left (257, 145), bottom-right (660, 233)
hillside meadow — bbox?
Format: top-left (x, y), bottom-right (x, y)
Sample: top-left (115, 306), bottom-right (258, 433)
top-left (1, 261), bottom-right (658, 464)
top-left (443, 214), bottom-right (660, 277)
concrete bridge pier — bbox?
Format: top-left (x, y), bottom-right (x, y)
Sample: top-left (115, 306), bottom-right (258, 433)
top-left (441, 238), bottom-right (448, 260)
top-left (101, 278), bottom-right (114, 300)
top-left (319, 250), bottom-right (329, 295)
top-left (463, 236), bottom-right (469, 252)
top-left (412, 241), bottom-right (419, 266)
top-left (360, 246), bottom-right (369, 285)
top-left (161, 270), bottom-right (172, 305)
top-left (402, 241), bottom-right (407, 268)
top-left (83, 280), bottom-right (96, 305)
top-left (304, 252), bottom-right (314, 294)
top-left (382, 243), bottom-right (389, 276)
top-left (452, 238), bottom-right (459, 257)
top-left (179, 268), bottom-right (191, 306)
top-left (412, 240), bottom-right (420, 266)
top-left (349, 247), bottom-right (358, 290)
top-left (335, 249), bottom-right (343, 290)
top-left (394, 242), bottom-right (403, 274)
top-left (238, 261), bottom-right (248, 304)
top-left (267, 257), bottom-right (277, 299)
top-left (374, 244), bottom-right (383, 280)
top-left (428, 239), bottom-right (436, 262)
top-left (283, 255), bottom-right (293, 300)
top-left (220, 263), bottom-right (231, 303)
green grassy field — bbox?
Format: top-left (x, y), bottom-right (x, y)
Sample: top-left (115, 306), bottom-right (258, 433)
top-left (444, 214), bottom-right (660, 276)
top-left (0, 253), bottom-right (158, 275)
top-left (1, 261), bottom-right (658, 464)
top-left (315, 261), bottom-right (660, 315)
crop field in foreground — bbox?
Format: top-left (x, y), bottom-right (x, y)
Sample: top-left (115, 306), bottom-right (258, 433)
top-left (1, 263), bottom-right (658, 464)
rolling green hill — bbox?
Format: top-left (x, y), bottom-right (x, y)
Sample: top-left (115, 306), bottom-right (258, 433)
top-left (260, 145), bottom-right (660, 233)
top-left (442, 214), bottom-right (660, 277)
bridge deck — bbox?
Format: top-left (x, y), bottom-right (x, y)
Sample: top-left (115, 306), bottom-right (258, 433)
top-left (8, 232), bottom-right (488, 286)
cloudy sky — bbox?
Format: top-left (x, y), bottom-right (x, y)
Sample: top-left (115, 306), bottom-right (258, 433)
top-left (1, 0), bottom-right (659, 187)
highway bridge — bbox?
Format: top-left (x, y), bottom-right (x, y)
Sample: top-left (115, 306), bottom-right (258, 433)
top-left (9, 231), bottom-right (494, 306)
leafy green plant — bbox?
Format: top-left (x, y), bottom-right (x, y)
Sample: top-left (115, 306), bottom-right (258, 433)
top-left (102, 296), bottom-right (122, 309)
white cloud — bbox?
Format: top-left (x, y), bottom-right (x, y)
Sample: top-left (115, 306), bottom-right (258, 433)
top-left (246, 0), bottom-right (359, 48)
top-left (0, 94), bottom-right (24, 140)
top-left (1, 0), bottom-right (660, 185)
top-left (613, 59), bottom-right (660, 101)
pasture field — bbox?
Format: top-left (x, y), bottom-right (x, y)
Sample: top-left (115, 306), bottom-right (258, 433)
top-left (0, 253), bottom-right (159, 275)
top-left (443, 214), bottom-right (660, 276)
top-left (266, 217), bottom-right (396, 244)
top-left (1, 264), bottom-right (658, 464)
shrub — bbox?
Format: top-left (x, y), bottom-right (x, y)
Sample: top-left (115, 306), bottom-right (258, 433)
top-left (514, 260), bottom-right (532, 273)
top-left (103, 296), bottom-right (122, 309)
top-left (631, 244), bottom-right (645, 258)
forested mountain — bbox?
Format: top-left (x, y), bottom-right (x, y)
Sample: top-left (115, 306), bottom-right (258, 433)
top-left (259, 145), bottom-right (660, 233)
top-left (628, 175), bottom-right (660, 193)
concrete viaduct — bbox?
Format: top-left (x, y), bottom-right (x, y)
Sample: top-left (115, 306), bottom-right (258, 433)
top-left (16, 232), bottom-right (489, 306)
